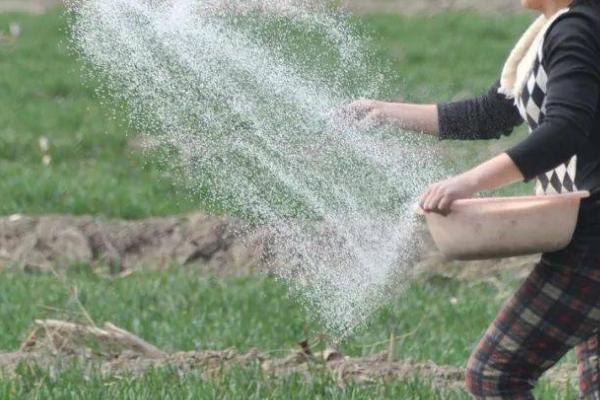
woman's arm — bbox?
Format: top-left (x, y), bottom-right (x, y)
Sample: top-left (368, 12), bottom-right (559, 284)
top-left (341, 81), bottom-right (523, 139)
top-left (341, 100), bottom-right (439, 135)
top-left (419, 153), bottom-right (523, 213)
top-left (437, 81), bottom-right (523, 140)
top-left (388, 103), bottom-right (440, 134)
top-left (420, 10), bottom-right (600, 214)
top-left (505, 11), bottom-right (600, 180)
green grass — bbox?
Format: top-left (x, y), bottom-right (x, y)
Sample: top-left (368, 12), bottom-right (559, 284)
top-left (0, 8), bottom-right (579, 399)
top-left (359, 11), bottom-right (539, 193)
top-left (0, 369), bottom-right (577, 400)
top-left (0, 266), bottom-right (503, 357)
top-left (0, 10), bottom-right (537, 220)
top-left (0, 11), bottom-right (199, 219)
top-left (0, 368), bottom-right (474, 400)
top-left (0, 267), bottom-right (577, 398)
top-left (0, 369), bottom-right (576, 400)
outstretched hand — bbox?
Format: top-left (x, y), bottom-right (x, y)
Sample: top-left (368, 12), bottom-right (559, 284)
top-left (334, 99), bottom-right (388, 131)
top-left (335, 100), bottom-right (440, 136)
top-left (418, 174), bottom-right (477, 215)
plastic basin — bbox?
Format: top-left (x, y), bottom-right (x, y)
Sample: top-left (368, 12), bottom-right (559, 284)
top-left (417, 191), bottom-right (590, 260)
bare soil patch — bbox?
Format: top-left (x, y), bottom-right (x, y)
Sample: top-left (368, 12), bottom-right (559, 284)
top-left (0, 213), bottom-right (538, 283)
top-left (0, 319), bottom-right (466, 387)
top-left (0, 213), bottom-right (264, 275)
top-left (0, 319), bottom-right (575, 390)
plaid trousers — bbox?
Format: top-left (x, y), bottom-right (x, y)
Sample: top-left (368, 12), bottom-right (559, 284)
top-left (465, 243), bottom-right (600, 399)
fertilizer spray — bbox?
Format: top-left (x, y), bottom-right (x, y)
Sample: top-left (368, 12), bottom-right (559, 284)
top-left (68, 0), bottom-right (443, 337)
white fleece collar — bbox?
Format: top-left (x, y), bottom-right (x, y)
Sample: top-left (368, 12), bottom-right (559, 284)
top-left (499, 8), bottom-right (569, 99)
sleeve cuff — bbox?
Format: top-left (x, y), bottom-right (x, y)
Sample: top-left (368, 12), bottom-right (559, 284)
top-left (437, 102), bottom-right (467, 140)
top-left (505, 147), bottom-right (537, 182)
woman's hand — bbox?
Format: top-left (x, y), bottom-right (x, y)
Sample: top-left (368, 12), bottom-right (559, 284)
top-left (337, 99), bottom-right (390, 130)
top-left (419, 174), bottom-right (477, 215)
top-left (335, 100), bottom-right (440, 135)
top-left (418, 153), bottom-right (525, 215)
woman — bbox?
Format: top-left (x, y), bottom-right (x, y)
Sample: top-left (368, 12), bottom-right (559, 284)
top-left (347, 0), bottom-right (600, 398)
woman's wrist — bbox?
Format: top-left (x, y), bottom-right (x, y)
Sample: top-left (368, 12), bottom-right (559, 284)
top-left (457, 171), bottom-right (482, 195)
top-left (459, 153), bottom-right (524, 194)
top-left (338, 99), bottom-right (439, 135)
top-left (378, 102), bottom-right (439, 134)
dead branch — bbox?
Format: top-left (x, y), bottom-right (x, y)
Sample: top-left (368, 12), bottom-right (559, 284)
top-left (32, 319), bottom-right (164, 357)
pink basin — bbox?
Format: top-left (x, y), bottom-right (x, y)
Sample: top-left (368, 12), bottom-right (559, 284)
top-left (418, 191), bottom-right (590, 260)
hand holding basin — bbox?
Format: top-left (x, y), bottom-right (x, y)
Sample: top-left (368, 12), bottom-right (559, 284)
top-left (418, 191), bottom-right (590, 260)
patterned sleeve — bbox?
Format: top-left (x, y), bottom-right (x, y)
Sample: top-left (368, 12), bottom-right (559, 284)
top-left (506, 11), bottom-right (600, 181)
top-left (437, 80), bottom-right (523, 140)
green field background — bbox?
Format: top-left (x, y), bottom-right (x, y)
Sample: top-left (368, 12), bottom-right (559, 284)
top-left (0, 9), bottom-right (578, 399)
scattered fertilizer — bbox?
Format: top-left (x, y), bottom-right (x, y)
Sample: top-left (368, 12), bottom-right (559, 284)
top-left (67, 0), bottom-right (443, 337)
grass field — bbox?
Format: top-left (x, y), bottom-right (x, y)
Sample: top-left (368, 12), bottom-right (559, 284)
top-left (0, 7), bottom-right (580, 399)
top-left (0, 267), bottom-right (578, 399)
top-left (0, 9), bottom-right (534, 220)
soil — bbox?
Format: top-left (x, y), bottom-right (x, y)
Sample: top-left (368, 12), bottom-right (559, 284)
top-left (0, 319), bottom-right (575, 390)
top-left (0, 0), bottom-right (565, 392)
top-left (0, 213), bottom-right (265, 275)
top-left (0, 319), bottom-right (470, 388)
top-left (0, 212), bottom-right (538, 284)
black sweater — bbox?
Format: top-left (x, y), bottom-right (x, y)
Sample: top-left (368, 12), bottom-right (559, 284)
top-left (437, 4), bottom-right (600, 243)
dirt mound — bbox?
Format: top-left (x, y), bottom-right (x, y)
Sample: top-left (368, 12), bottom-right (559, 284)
top-left (2, 319), bottom-right (465, 387)
top-left (0, 212), bottom-right (539, 283)
top-left (0, 319), bottom-right (575, 390)
top-left (0, 214), bottom-right (263, 275)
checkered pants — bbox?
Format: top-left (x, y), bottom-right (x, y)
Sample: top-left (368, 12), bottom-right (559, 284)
top-left (465, 244), bottom-right (600, 399)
